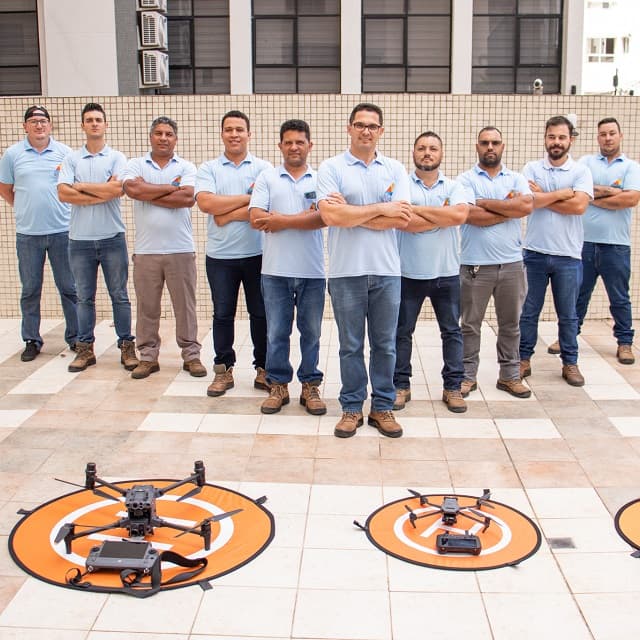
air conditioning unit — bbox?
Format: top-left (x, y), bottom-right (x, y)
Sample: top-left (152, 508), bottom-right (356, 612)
top-left (137, 0), bottom-right (167, 11)
top-left (139, 11), bottom-right (167, 49)
top-left (139, 50), bottom-right (169, 88)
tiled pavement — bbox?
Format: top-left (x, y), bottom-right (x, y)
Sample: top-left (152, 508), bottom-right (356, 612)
top-left (0, 317), bottom-right (639, 639)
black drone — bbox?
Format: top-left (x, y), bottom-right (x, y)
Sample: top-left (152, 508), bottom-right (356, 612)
top-left (54, 461), bottom-right (243, 553)
top-left (404, 488), bottom-right (494, 533)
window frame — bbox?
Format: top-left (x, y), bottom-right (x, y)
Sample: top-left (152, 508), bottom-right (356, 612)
top-left (361, 0), bottom-right (452, 93)
top-left (0, 2), bottom-right (41, 96)
top-left (471, 0), bottom-right (563, 94)
top-left (252, 0), bottom-right (341, 94)
top-left (161, 0), bottom-right (231, 95)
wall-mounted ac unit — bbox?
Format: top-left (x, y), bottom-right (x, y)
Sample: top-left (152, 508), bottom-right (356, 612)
top-left (139, 11), bottom-right (167, 49)
top-left (137, 0), bottom-right (167, 11)
top-left (139, 50), bottom-right (169, 88)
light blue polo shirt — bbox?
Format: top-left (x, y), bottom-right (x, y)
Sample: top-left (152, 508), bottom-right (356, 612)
top-left (195, 153), bottom-right (272, 259)
top-left (579, 153), bottom-right (640, 246)
top-left (249, 164), bottom-right (324, 279)
top-left (121, 152), bottom-right (196, 254)
top-left (58, 144), bottom-right (127, 241)
top-left (523, 156), bottom-right (594, 260)
top-left (317, 150), bottom-right (410, 278)
top-left (457, 164), bottom-right (531, 265)
top-left (398, 171), bottom-right (469, 280)
top-left (0, 136), bottom-right (71, 235)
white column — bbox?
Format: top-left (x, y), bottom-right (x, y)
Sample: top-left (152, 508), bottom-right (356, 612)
top-left (341, 0), bottom-right (361, 94)
top-left (229, 0), bottom-right (252, 94)
top-left (38, 0), bottom-right (119, 96)
top-left (450, 0), bottom-right (473, 94)
top-left (563, 0), bottom-right (584, 94)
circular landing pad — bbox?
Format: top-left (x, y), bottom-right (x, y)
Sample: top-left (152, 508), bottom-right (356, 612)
top-left (9, 480), bottom-right (274, 593)
top-left (363, 493), bottom-right (541, 571)
top-left (614, 498), bottom-right (640, 550)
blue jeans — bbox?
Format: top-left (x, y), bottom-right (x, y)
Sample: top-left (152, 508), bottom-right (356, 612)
top-left (68, 233), bottom-right (133, 345)
top-left (520, 249), bottom-right (583, 365)
top-left (576, 241), bottom-right (633, 345)
top-left (16, 232), bottom-right (78, 348)
top-left (329, 275), bottom-right (400, 412)
top-left (261, 275), bottom-right (325, 384)
top-left (205, 255), bottom-right (267, 369)
top-left (395, 275), bottom-right (464, 391)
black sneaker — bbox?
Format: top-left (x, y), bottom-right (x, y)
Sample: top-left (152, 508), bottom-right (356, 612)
top-left (21, 341), bottom-right (40, 362)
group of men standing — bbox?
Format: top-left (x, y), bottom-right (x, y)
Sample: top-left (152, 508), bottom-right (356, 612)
top-left (0, 102), bottom-right (638, 439)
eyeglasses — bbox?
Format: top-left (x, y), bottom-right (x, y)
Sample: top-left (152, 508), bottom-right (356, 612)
top-left (26, 119), bottom-right (50, 127)
top-left (351, 122), bottom-right (381, 133)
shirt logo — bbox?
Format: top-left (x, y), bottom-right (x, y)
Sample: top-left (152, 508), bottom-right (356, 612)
top-left (383, 182), bottom-right (394, 202)
top-left (442, 198), bottom-right (450, 206)
top-left (247, 182), bottom-right (255, 195)
top-left (505, 190), bottom-right (518, 199)
top-left (612, 178), bottom-right (622, 188)
top-left (171, 175), bottom-right (182, 187)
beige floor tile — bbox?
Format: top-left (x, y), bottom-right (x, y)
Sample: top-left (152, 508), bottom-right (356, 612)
top-left (380, 459), bottom-right (450, 486)
top-left (379, 437), bottom-right (445, 460)
top-left (244, 456), bottom-right (314, 483)
top-left (449, 460), bottom-right (521, 487)
top-left (314, 458), bottom-right (382, 486)
top-left (442, 438), bottom-right (509, 461)
top-left (250, 434), bottom-right (317, 458)
top-left (516, 461), bottom-right (592, 488)
top-left (503, 439), bottom-right (576, 461)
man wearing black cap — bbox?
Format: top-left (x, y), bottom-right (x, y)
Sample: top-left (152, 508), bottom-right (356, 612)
top-left (0, 106), bottom-right (78, 361)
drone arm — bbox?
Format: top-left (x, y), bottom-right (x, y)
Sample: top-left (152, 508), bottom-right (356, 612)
top-left (157, 474), bottom-right (199, 495)
top-left (92, 476), bottom-right (128, 496)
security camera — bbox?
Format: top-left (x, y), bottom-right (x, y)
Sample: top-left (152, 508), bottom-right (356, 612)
top-left (533, 78), bottom-right (543, 89)
top-left (532, 78), bottom-right (544, 95)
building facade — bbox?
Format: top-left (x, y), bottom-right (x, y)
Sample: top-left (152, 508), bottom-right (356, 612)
top-left (1, 0), bottom-right (587, 97)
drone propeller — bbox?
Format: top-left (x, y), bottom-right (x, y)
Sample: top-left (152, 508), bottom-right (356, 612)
top-left (407, 489), bottom-right (428, 505)
top-left (175, 485), bottom-right (203, 502)
top-left (54, 477), bottom-right (120, 502)
top-left (174, 508), bottom-right (244, 538)
top-left (404, 505), bottom-right (418, 528)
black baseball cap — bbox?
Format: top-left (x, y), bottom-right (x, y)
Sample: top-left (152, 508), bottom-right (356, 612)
top-left (24, 105), bottom-right (50, 122)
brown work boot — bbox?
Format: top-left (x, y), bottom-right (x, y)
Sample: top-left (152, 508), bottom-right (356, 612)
top-left (562, 364), bottom-right (585, 387)
top-left (119, 340), bottom-right (139, 371)
top-left (393, 387), bottom-right (411, 410)
top-left (368, 410), bottom-right (403, 438)
top-left (496, 378), bottom-right (532, 398)
top-left (254, 367), bottom-right (271, 391)
top-left (617, 344), bottom-right (635, 365)
top-left (131, 360), bottom-right (160, 379)
top-left (334, 412), bottom-right (364, 438)
top-left (460, 379), bottom-right (477, 397)
top-left (442, 389), bottom-right (467, 413)
top-left (300, 382), bottom-right (326, 415)
top-left (261, 383), bottom-right (289, 414)
top-left (547, 340), bottom-right (561, 355)
top-left (207, 364), bottom-right (234, 397)
top-left (68, 342), bottom-right (96, 372)
top-left (520, 360), bottom-right (532, 378)
top-left (183, 358), bottom-right (207, 377)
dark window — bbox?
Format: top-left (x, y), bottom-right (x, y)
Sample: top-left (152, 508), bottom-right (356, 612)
top-left (0, 0), bottom-right (40, 96)
top-left (161, 0), bottom-right (230, 95)
top-left (362, 0), bottom-right (451, 93)
top-left (252, 0), bottom-right (341, 93)
top-left (472, 0), bottom-right (562, 94)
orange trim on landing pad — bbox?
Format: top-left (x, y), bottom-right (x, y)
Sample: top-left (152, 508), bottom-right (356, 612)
top-left (9, 480), bottom-right (274, 592)
top-left (364, 494), bottom-right (541, 571)
top-left (615, 498), bottom-right (640, 550)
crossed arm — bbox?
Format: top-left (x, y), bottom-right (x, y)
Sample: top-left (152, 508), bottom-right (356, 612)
top-left (124, 176), bottom-right (195, 208)
top-left (405, 202), bottom-right (469, 233)
top-left (466, 193), bottom-right (534, 227)
top-left (591, 185), bottom-right (640, 210)
top-left (318, 192), bottom-right (412, 230)
top-left (196, 192), bottom-right (251, 226)
top-left (528, 181), bottom-right (589, 215)
top-left (58, 177), bottom-right (123, 206)
top-left (249, 206), bottom-right (325, 232)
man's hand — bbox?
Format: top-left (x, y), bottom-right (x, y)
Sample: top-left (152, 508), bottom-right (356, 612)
top-left (378, 200), bottom-right (413, 222)
top-left (253, 212), bottom-right (287, 232)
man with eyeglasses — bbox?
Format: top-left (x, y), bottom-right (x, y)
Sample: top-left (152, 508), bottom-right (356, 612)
top-left (122, 116), bottom-right (206, 380)
top-left (0, 105), bottom-right (78, 362)
top-left (196, 111), bottom-right (272, 398)
top-left (57, 102), bottom-right (138, 374)
top-left (457, 127), bottom-right (534, 399)
top-left (318, 103), bottom-right (412, 438)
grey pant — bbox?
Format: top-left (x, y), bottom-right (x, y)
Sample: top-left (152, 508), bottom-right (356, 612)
top-left (133, 252), bottom-right (201, 363)
top-left (460, 261), bottom-right (526, 381)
